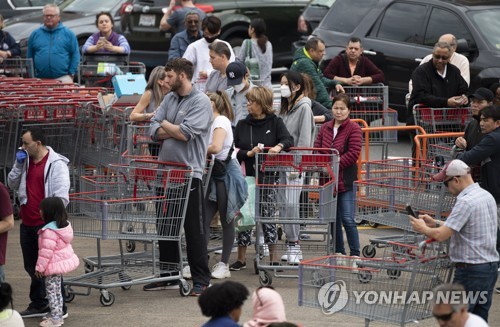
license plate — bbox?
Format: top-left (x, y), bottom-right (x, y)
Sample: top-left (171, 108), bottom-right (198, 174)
top-left (139, 14), bottom-right (156, 27)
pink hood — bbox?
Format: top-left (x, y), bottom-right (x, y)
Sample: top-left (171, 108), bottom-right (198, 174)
top-left (243, 288), bottom-right (287, 327)
top-left (36, 222), bottom-right (79, 276)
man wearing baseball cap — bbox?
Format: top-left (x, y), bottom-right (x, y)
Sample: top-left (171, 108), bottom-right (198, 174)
top-left (226, 60), bottom-right (256, 125)
top-left (454, 87), bottom-right (494, 153)
top-left (410, 159), bottom-right (498, 322)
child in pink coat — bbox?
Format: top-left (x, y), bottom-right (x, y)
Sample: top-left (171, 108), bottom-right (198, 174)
top-left (35, 197), bottom-right (79, 327)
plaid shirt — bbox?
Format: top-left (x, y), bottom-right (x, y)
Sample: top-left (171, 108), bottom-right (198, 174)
top-left (444, 183), bottom-right (499, 263)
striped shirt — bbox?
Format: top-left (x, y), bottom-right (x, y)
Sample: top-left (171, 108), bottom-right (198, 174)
top-left (444, 183), bottom-right (499, 263)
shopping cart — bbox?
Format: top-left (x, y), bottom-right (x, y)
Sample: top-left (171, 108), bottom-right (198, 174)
top-left (254, 148), bottom-right (339, 286)
top-left (0, 58), bottom-right (34, 78)
top-left (78, 61), bottom-right (146, 89)
top-left (413, 104), bottom-right (471, 134)
top-left (299, 238), bottom-right (452, 326)
top-left (64, 161), bottom-right (194, 306)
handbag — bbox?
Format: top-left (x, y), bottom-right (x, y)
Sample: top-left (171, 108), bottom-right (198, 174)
top-left (235, 176), bottom-right (256, 233)
top-left (211, 143), bottom-right (234, 178)
top-left (244, 39), bottom-right (260, 81)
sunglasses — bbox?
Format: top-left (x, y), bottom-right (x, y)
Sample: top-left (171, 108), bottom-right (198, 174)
top-left (187, 20), bottom-right (199, 24)
top-left (433, 310), bottom-right (455, 321)
top-left (433, 54), bottom-right (449, 61)
top-left (443, 176), bottom-right (460, 187)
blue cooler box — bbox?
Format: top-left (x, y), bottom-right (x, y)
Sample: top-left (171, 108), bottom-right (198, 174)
top-left (112, 73), bottom-right (147, 104)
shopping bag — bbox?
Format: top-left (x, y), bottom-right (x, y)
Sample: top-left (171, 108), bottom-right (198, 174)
top-left (235, 176), bottom-right (255, 233)
top-left (244, 39), bottom-right (260, 81)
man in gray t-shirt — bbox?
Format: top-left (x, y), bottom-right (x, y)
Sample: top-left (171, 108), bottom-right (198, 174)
top-left (205, 41), bottom-right (233, 92)
top-left (159, 0), bottom-right (206, 33)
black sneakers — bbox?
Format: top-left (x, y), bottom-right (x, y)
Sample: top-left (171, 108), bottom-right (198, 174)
top-left (20, 306), bottom-right (50, 318)
top-left (229, 261), bottom-right (246, 271)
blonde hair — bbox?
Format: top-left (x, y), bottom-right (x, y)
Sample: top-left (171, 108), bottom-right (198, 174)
top-left (246, 86), bottom-right (274, 115)
top-left (208, 90), bottom-right (234, 122)
top-left (146, 66), bottom-right (168, 108)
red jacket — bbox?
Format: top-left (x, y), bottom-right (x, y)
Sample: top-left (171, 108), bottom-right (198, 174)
top-left (323, 52), bottom-right (385, 85)
top-left (314, 118), bottom-right (362, 193)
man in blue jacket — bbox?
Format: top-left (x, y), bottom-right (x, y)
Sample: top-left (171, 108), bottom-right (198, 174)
top-left (27, 4), bottom-right (79, 82)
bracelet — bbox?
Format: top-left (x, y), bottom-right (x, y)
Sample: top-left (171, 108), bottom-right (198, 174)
top-left (277, 143), bottom-right (284, 149)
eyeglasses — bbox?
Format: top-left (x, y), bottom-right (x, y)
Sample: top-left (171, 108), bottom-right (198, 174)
top-left (433, 54), bottom-right (449, 61)
top-left (443, 176), bottom-right (459, 187)
top-left (433, 310), bottom-right (455, 321)
top-left (247, 98), bottom-right (256, 104)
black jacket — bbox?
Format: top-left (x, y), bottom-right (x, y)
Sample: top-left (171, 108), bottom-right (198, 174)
top-left (457, 127), bottom-right (500, 203)
top-left (234, 113), bottom-right (293, 177)
top-left (407, 61), bottom-right (468, 124)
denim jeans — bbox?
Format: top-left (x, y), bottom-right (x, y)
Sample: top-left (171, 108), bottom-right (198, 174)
top-left (334, 190), bottom-right (360, 256)
top-left (453, 262), bottom-right (498, 322)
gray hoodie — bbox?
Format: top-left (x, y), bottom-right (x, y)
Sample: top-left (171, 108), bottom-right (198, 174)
top-left (7, 146), bottom-right (70, 207)
top-left (279, 96), bottom-right (314, 147)
top-left (150, 87), bottom-right (213, 180)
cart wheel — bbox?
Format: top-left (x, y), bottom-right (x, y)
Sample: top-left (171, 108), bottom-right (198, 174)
top-left (358, 271), bottom-right (372, 284)
top-left (125, 240), bottom-right (136, 253)
top-left (253, 258), bottom-right (258, 275)
top-left (354, 216), bottom-right (365, 225)
top-left (311, 270), bottom-right (325, 287)
top-left (99, 292), bottom-right (115, 306)
top-left (368, 221), bottom-right (379, 228)
top-left (259, 270), bottom-right (272, 287)
top-left (362, 245), bottom-right (376, 258)
top-left (63, 287), bottom-right (75, 303)
top-left (119, 273), bottom-right (132, 290)
top-left (179, 280), bottom-right (192, 297)
top-left (387, 269), bottom-right (401, 279)
top-left (84, 263), bottom-right (94, 273)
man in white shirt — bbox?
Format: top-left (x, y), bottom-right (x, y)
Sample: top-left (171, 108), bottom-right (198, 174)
top-left (408, 33), bottom-right (470, 94)
top-left (183, 16), bottom-right (235, 83)
top-left (431, 283), bottom-right (489, 327)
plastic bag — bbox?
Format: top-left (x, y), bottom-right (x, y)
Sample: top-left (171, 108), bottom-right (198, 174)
top-left (235, 176), bottom-right (255, 233)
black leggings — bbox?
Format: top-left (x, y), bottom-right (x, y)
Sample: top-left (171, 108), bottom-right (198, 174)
top-left (205, 178), bottom-right (235, 264)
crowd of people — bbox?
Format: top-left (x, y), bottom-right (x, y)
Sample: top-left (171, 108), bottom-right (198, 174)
top-left (1, 2), bottom-right (500, 326)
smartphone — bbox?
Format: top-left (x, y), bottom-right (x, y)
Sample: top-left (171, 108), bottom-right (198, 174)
top-left (99, 37), bottom-right (106, 42)
top-left (406, 205), bottom-right (418, 218)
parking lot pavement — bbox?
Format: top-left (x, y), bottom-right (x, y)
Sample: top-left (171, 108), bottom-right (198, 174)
top-left (4, 221), bottom-right (500, 327)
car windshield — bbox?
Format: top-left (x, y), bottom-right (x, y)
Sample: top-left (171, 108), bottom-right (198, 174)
top-left (468, 9), bottom-right (500, 50)
top-left (61, 0), bottom-right (123, 14)
top-left (310, 0), bottom-right (336, 7)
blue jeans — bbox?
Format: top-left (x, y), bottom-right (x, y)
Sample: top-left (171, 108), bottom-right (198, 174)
top-left (453, 262), bottom-right (498, 322)
top-left (334, 190), bottom-right (360, 256)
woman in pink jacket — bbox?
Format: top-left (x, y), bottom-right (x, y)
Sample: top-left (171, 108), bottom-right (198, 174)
top-left (35, 197), bottom-right (79, 327)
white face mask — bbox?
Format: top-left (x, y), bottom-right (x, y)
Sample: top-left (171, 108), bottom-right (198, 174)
top-left (234, 81), bottom-right (245, 93)
top-left (280, 84), bottom-right (292, 98)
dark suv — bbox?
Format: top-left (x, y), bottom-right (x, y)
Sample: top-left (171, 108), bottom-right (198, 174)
top-left (120, 0), bottom-right (308, 69)
top-left (312, 0), bottom-right (500, 122)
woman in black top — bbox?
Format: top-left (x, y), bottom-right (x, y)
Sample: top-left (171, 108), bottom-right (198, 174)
top-left (229, 86), bottom-right (293, 271)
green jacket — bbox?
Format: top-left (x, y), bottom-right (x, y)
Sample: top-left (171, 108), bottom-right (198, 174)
top-left (290, 47), bottom-right (338, 108)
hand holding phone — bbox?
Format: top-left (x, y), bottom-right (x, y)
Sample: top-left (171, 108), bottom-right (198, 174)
top-left (406, 205), bottom-right (418, 218)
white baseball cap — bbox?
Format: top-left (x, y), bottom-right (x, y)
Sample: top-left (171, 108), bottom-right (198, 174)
top-left (432, 159), bottom-right (470, 182)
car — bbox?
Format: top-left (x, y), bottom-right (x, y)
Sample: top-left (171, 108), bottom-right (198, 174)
top-left (119, 0), bottom-right (309, 69)
top-left (1, 0), bottom-right (64, 20)
top-left (4, 0), bottom-right (128, 56)
top-left (311, 0), bottom-right (500, 122)
top-left (297, 0), bottom-right (336, 36)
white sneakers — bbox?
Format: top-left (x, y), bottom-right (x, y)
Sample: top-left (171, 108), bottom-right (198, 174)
top-left (334, 253), bottom-right (347, 266)
top-left (280, 245), bottom-right (303, 264)
top-left (182, 265), bottom-right (191, 279)
top-left (211, 262), bottom-right (231, 279)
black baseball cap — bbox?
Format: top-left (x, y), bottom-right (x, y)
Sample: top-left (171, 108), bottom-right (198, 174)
top-left (226, 61), bottom-right (247, 86)
top-left (468, 87), bottom-right (494, 102)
